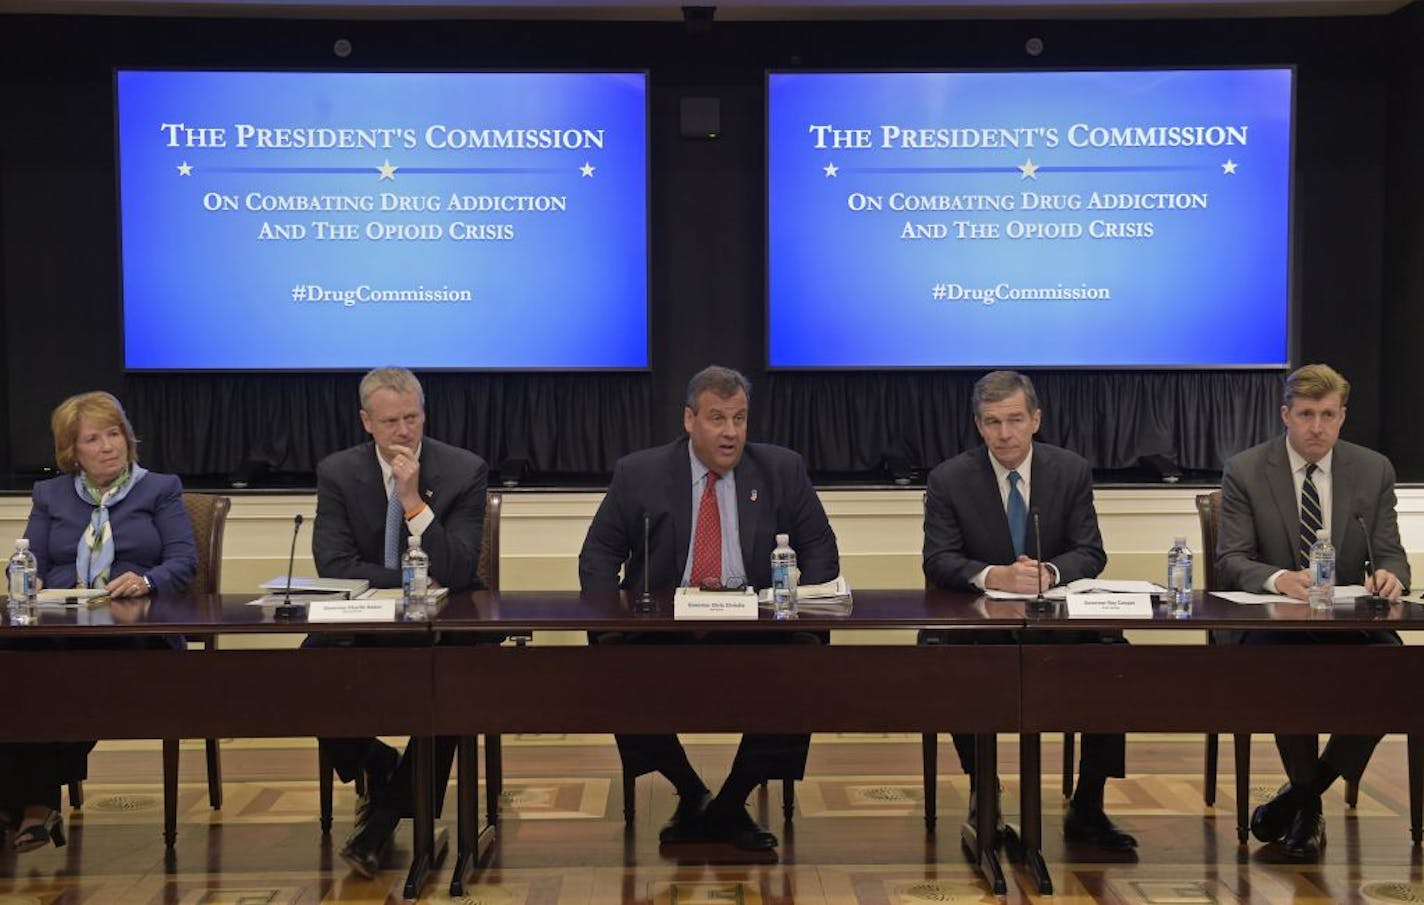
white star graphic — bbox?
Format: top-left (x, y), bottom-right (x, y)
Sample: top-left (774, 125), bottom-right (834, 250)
top-left (377, 159), bottom-right (398, 181)
top-left (823, 161), bottom-right (839, 178)
top-left (1018, 158), bottom-right (1039, 180)
top-left (580, 162), bottom-right (596, 178)
top-left (1222, 159), bottom-right (1238, 175)
top-left (176, 161), bottom-right (192, 176)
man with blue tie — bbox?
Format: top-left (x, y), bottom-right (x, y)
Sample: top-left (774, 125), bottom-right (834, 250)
top-left (309, 366), bottom-right (488, 878)
top-left (1217, 363), bottom-right (1408, 861)
top-left (922, 370), bottom-right (1135, 851)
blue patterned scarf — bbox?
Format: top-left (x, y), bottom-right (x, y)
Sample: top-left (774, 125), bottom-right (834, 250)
top-left (73, 464), bottom-right (148, 589)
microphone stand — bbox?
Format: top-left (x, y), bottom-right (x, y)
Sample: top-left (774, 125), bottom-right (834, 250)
top-left (633, 512), bottom-right (655, 615)
top-left (1354, 513), bottom-right (1393, 612)
top-left (1029, 510), bottom-right (1052, 615)
top-left (274, 514), bottom-right (305, 620)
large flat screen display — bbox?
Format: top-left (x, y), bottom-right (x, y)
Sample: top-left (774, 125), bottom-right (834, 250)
top-left (767, 69), bottom-right (1293, 368)
top-left (117, 70), bottom-right (648, 370)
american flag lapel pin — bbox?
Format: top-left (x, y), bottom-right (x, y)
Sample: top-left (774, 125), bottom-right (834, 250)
top-left (749, 489), bottom-right (758, 502)
top-left (424, 489), bottom-right (434, 499)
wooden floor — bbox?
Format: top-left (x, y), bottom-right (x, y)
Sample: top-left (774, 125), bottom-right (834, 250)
top-left (2, 734), bottom-right (1422, 903)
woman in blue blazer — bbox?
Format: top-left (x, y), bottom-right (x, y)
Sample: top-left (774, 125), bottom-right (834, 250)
top-left (3, 392), bottom-right (196, 853)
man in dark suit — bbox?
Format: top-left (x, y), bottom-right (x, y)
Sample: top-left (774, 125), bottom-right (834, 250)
top-left (922, 370), bottom-right (1135, 851)
top-left (579, 365), bottom-right (839, 852)
top-left (1217, 363), bottom-right (1407, 861)
top-left (309, 366), bottom-right (488, 878)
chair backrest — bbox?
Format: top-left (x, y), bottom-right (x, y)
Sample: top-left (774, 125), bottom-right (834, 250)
top-left (1195, 490), bottom-right (1222, 591)
top-left (478, 490), bottom-right (501, 592)
top-left (182, 492), bottom-right (231, 595)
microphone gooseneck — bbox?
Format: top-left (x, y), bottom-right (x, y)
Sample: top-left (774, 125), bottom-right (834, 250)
top-left (1354, 512), bottom-right (1391, 610)
top-left (275, 514), bottom-right (305, 619)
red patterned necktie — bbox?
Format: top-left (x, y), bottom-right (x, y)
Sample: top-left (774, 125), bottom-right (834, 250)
top-left (689, 472), bottom-right (722, 587)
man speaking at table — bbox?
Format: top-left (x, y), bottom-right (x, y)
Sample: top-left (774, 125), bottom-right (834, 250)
top-left (1217, 363), bottom-right (1407, 861)
top-left (309, 365), bottom-right (489, 878)
top-left (922, 370), bottom-right (1135, 852)
top-left (578, 365), bottom-right (840, 852)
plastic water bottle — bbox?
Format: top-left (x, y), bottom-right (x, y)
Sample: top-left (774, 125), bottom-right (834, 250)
top-left (402, 535), bottom-right (430, 619)
top-left (770, 533), bottom-right (798, 619)
top-left (7, 538), bottom-right (38, 603)
top-left (1166, 536), bottom-right (1193, 616)
top-left (1307, 528), bottom-right (1335, 610)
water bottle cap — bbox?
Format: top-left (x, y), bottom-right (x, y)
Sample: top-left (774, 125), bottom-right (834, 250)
top-left (1316, 528), bottom-right (1329, 540)
top-left (407, 535), bottom-right (422, 547)
top-left (775, 533), bottom-right (789, 546)
top-left (1173, 536), bottom-right (1186, 546)
top-left (14, 539), bottom-right (28, 551)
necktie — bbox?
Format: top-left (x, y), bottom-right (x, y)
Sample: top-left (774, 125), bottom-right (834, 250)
top-left (1298, 463), bottom-right (1323, 569)
top-left (689, 472), bottom-right (722, 587)
top-left (1007, 470), bottom-right (1027, 558)
top-left (384, 477), bottom-right (403, 569)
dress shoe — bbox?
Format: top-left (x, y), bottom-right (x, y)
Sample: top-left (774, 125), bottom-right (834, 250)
top-left (1063, 804), bottom-right (1137, 851)
top-left (658, 791), bottom-right (711, 844)
top-left (1250, 782), bottom-right (1299, 844)
top-left (966, 780), bottom-right (1007, 838)
top-left (703, 804), bottom-right (779, 851)
top-left (11, 808), bottom-right (65, 854)
top-left (339, 803), bottom-right (399, 879)
top-left (1280, 797), bottom-right (1326, 861)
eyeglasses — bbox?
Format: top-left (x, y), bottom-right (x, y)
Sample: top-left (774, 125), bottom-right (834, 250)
top-left (697, 576), bottom-right (748, 591)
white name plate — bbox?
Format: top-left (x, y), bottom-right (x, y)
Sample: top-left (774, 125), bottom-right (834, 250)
top-left (1064, 593), bottom-right (1154, 619)
top-left (673, 588), bottom-right (759, 621)
top-left (307, 598), bottom-right (398, 623)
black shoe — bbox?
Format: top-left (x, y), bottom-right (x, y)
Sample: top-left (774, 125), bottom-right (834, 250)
top-left (658, 791), bottom-right (711, 844)
top-left (704, 805), bottom-right (779, 851)
top-left (1063, 804), bottom-right (1137, 851)
top-left (1250, 782), bottom-right (1299, 844)
top-left (1280, 797), bottom-right (1325, 861)
top-left (339, 804), bottom-right (399, 879)
top-left (966, 780), bottom-right (1007, 838)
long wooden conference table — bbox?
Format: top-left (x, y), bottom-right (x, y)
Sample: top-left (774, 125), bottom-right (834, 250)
top-left (4, 589), bottom-right (1423, 899)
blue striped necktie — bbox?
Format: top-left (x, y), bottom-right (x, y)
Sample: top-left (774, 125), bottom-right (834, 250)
top-left (1007, 470), bottom-right (1027, 557)
top-left (1298, 463), bottom-right (1323, 569)
top-left (384, 477), bottom-right (403, 569)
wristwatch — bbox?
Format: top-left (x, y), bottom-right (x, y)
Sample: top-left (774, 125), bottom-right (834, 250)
top-left (141, 574), bottom-right (154, 594)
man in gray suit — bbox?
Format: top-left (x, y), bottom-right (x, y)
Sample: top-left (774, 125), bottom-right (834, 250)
top-left (1218, 362), bottom-right (1408, 861)
top-left (923, 370), bottom-right (1134, 851)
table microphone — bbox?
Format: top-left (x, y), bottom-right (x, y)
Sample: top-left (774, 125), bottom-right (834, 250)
top-left (634, 511), bottom-right (654, 615)
top-left (274, 514), bottom-right (305, 620)
top-left (1354, 512), bottom-right (1393, 611)
top-left (1029, 509), bottom-right (1051, 614)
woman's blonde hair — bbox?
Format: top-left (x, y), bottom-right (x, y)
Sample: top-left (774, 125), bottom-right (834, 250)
top-left (51, 391), bottom-right (139, 474)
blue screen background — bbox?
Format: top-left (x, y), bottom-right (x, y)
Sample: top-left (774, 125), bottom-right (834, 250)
top-left (767, 69), bottom-right (1293, 368)
top-left (117, 70), bottom-right (648, 370)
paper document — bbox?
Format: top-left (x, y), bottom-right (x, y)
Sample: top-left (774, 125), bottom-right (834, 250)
top-left (796, 575), bottom-right (851, 600)
top-left (259, 576), bottom-right (368, 597)
top-left (1064, 578), bottom-right (1166, 594)
top-left (1213, 591), bottom-right (1295, 604)
top-left (359, 587), bottom-right (450, 602)
top-left (35, 588), bottom-right (109, 604)
top-left (983, 587), bottom-right (1068, 601)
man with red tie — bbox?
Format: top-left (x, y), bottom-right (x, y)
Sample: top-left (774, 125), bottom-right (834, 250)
top-left (579, 365), bottom-right (840, 852)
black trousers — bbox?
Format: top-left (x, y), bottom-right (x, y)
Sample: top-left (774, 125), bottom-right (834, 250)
top-left (592, 630), bottom-right (820, 787)
top-left (920, 628), bottom-right (1127, 780)
top-left (301, 630), bottom-right (499, 816)
top-left (1240, 628), bottom-right (1400, 788)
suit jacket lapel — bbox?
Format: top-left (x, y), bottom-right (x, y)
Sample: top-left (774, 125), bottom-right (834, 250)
top-left (356, 443), bottom-right (388, 545)
top-left (669, 442), bottom-right (694, 581)
top-left (417, 441), bottom-right (439, 513)
top-left (1329, 443), bottom-right (1352, 550)
top-left (972, 447), bottom-right (1016, 561)
top-left (1265, 440), bottom-right (1300, 562)
top-left (735, 452), bottom-right (764, 568)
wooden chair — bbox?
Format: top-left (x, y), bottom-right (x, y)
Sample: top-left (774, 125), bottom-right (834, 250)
top-left (70, 493), bottom-right (229, 846)
top-left (317, 490), bottom-right (504, 833)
